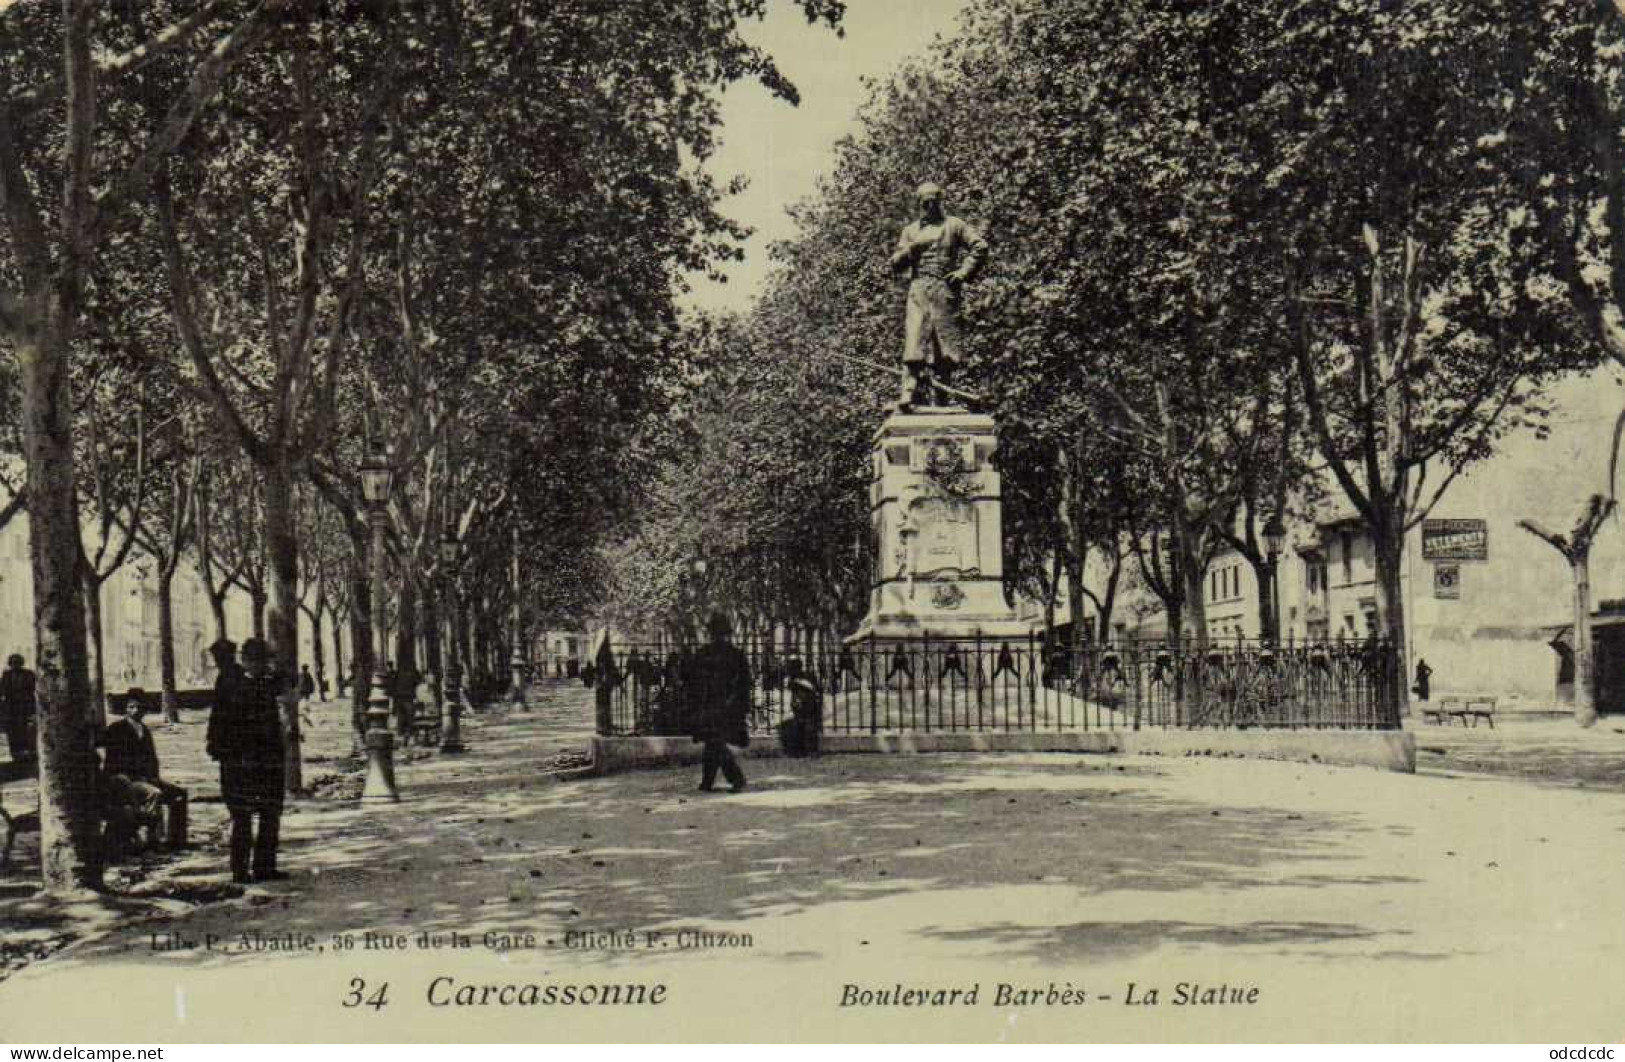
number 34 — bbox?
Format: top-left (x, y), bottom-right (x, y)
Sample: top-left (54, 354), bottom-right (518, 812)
top-left (343, 978), bottom-right (391, 1011)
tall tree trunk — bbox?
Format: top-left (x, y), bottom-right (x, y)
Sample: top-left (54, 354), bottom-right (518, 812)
top-left (309, 604), bottom-right (326, 704)
top-left (1174, 521), bottom-right (1210, 649)
top-left (83, 576), bottom-right (105, 721)
top-left (394, 577), bottom-right (417, 674)
top-left (261, 458), bottom-right (300, 791)
top-left (208, 589), bottom-right (229, 643)
top-left (508, 525), bottom-right (524, 702)
top-left (348, 547), bottom-right (371, 739)
top-left (158, 564), bottom-right (179, 724)
top-left (1062, 552), bottom-right (1083, 657)
top-left (1572, 554), bottom-right (1597, 728)
top-left (1372, 519), bottom-right (1408, 722)
top-left (330, 610), bottom-right (345, 705)
top-left (20, 322), bottom-right (103, 892)
top-left (1095, 546), bottom-right (1122, 642)
top-left (422, 585), bottom-right (442, 712)
top-left (250, 589), bottom-right (267, 640)
top-left (455, 589), bottom-right (473, 706)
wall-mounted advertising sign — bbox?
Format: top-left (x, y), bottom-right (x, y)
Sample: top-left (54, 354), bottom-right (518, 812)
top-left (1422, 518), bottom-right (1488, 561)
top-left (1433, 562), bottom-right (1461, 599)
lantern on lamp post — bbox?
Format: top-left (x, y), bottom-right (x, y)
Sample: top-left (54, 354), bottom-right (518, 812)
top-left (359, 447), bottom-right (400, 803)
top-left (439, 525), bottom-right (465, 753)
top-left (1262, 514), bottom-right (1287, 646)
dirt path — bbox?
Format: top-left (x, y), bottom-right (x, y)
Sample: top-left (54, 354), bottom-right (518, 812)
top-left (5, 685), bottom-right (1625, 1041)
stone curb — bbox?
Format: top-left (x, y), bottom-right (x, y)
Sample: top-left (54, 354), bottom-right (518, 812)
top-left (588, 729), bottom-right (1415, 775)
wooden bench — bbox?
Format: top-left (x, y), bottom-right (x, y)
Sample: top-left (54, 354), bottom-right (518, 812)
top-left (1421, 696), bottom-right (1497, 728)
top-left (405, 701), bottom-right (442, 747)
top-left (1460, 697), bottom-right (1497, 728)
top-left (1421, 697), bottom-right (1461, 725)
top-left (0, 759), bottom-right (39, 870)
top-left (2, 757), bottom-right (189, 872)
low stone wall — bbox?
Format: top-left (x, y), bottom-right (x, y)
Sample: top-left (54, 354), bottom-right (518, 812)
top-left (589, 728), bottom-right (1416, 775)
top-left (588, 735), bottom-right (785, 776)
top-left (1110, 729), bottom-right (1415, 773)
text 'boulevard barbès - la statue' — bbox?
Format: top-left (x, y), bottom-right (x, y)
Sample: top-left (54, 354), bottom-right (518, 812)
top-left (889, 181), bottom-right (988, 411)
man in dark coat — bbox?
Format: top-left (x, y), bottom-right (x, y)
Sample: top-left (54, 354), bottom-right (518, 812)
top-left (207, 637), bottom-right (286, 883)
top-left (100, 690), bottom-right (188, 849)
top-left (298, 665), bottom-right (316, 703)
top-left (1, 653), bottom-right (37, 763)
top-left (689, 612), bottom-right (751, 793)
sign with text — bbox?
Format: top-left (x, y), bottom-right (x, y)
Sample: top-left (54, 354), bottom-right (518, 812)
top-left (1422, 518), bottom-right (1488, 561)
top-left (1434, 562), bottom-right (1461, 599)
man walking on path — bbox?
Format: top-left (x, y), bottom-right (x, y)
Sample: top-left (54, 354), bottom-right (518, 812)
top-left (207, 637), bottom-right (287, 883)
top-left (1, 654), bottom-right (37, 763)
top-left (689, 612), bottom-right (751, 793)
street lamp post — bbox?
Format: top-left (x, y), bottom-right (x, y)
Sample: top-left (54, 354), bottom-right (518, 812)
top-left (359, 447), bottom-right (400, 804)
top-left (1262, 515), bottom-right (1287, 647)
top-left (508, 523), bottom-right (527, 709)
top-left (440, 526), bottom-right (466, 753)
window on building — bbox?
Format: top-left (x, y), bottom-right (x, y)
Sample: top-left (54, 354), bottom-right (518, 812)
top-left (1340, 531), bottom-right (1353, 584)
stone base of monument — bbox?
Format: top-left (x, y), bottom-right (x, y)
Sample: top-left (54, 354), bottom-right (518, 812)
top-left (847, 405), bottom-right (1027, 643)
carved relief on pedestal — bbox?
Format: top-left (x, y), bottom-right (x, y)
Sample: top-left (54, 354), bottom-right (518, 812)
top-left (909, 496), bottom-right (980, 579)
top-left (929, 580), bottom-right (966, 610)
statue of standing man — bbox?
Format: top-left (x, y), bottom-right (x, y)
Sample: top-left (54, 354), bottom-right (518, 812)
top-left (890, 182), bottom-right (988, 411)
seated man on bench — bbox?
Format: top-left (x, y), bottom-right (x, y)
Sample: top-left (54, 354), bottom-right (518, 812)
top-left (100, 689), bottom-right (188, 852)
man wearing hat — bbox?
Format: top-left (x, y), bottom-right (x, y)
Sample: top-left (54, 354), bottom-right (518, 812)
top-left (687, 612), bottom-right (752, 793)
top-left (207, 637), bottom-right (287, 883)
top-left (100, 689), bottom-right (188, 850)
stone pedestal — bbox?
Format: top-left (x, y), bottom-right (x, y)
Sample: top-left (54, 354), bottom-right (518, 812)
top-left (848, 406), bottom-right (1027, 642)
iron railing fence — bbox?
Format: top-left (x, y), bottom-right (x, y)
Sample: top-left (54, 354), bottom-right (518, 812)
top-left (590, 634), bottom-right (1401, 738)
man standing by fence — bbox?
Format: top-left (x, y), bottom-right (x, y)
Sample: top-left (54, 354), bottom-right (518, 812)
top-left (689, 613), bottom-right (750, 793)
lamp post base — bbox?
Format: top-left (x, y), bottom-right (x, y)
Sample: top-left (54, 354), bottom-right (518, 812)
top-left (360, 700), bottom-right (399, 804)
top-left (441, 665), bottom-right (466, 753)
top-left (509, 660), bottom-right (528, 711)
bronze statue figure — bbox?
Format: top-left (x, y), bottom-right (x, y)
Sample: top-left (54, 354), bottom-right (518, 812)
top-left (890, 182), bottom-right (988, 410)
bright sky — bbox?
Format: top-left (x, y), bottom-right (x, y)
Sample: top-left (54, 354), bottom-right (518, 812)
top-left (684, 0), bottom-right (972, 316)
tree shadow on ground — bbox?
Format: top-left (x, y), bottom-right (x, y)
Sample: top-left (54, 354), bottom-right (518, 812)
top-left (917, 918), bottom-right (1391, 965)
top-left (42, 743), bottom-right (1427, 972)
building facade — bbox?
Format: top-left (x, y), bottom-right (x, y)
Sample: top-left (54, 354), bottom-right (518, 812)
top-left (1055, 367), bottom-right (1625, 711)
top-left (0, 513), bottom-right (330, 703)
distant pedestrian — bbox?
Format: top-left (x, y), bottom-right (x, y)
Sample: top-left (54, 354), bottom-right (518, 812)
top-left (689, 612), bottom-right (750, 793)
top-left (780, 658), bottom-right (822, 758)
top-left (298, 664), bottom-right (316, 703)
top-left (1412, 658), bottom-right (1433, 702)
top-left (208, 637), bottom-right (286, 884)
top-left (1, 653), bottom-right (37, 764)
